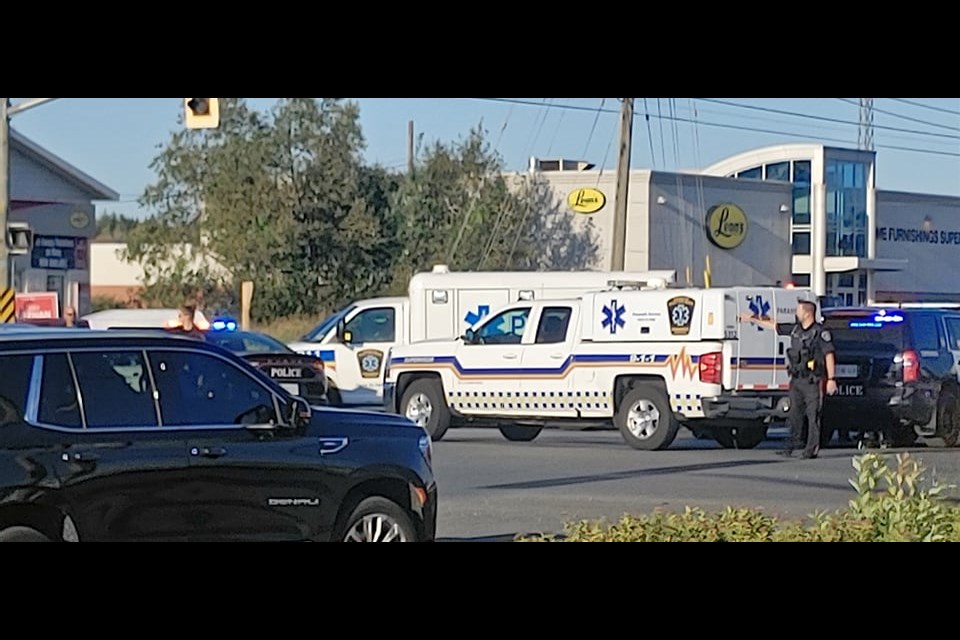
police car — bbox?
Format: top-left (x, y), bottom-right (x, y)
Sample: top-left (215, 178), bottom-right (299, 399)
top-left (205, 319), bottom-right (330, 406)
top-left (821, 305), bottom-right (960, 448)
top-left (385, 283), bottom-right (813, 451)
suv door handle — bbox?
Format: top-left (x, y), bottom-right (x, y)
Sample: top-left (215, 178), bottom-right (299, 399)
top-left (550, 353), bottom-right (564, 360)
top-left (503, 353), bottom-right (519, 360)
top-left (192, 447), bottom-right (227, 459)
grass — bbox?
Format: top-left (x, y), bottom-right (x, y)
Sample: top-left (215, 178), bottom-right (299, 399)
top-left (253, 315), bottom-right (322, 343)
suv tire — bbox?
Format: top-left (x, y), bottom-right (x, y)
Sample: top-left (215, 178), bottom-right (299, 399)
top-left (0, 526), bottom-right (51, 542)
top-left (400, 378), bottom-right (451, 441)
top-left (341, 497), bottom-right (418, 543)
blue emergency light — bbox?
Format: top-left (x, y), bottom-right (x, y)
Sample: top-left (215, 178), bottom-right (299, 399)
top-left (211, 317), bottom-right (238, 332)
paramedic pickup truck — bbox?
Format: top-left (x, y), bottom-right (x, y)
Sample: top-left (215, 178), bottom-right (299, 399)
top-left (289, 266), bottom-right (675, 407)
top-left (384, 285), bottom-right (813, 450)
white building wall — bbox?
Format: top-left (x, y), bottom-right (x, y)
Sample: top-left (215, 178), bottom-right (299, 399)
top-left (874, 191), bottom-right (960, 301)
top-left (648, 173), bottom-right (793, 286)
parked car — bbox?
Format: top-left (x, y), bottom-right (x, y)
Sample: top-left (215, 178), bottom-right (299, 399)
top-left (0, 329), bottom-right (436, 542)
top-left (821, 306), bottom-right (960, 448)
top-left (204, 322), bottom-right (330, 406)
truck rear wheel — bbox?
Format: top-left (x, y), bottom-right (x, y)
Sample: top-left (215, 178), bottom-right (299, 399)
top-left (615, 384), bottom-right (679, 451)
top-left (400, 378), bottom-right (451, 441)
top-left (712, 423), bottom-right (768, 450)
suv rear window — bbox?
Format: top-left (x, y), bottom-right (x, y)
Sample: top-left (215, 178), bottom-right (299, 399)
top-left (909, 315), bottom-right (943, 352)
top-left (823, 313), bottom-right (905, 351)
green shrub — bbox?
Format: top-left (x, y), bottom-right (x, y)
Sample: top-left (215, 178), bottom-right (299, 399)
top-left (518, 452), bottom-right (960, 542)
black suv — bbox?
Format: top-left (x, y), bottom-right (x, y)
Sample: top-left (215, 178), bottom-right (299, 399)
top-left (821, 306), bottom-right (960, 448)
top-left (0, 329), bottom-right (436, 542)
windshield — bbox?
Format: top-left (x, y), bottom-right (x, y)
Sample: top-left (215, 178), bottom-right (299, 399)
top-left (302, 305), bottom-right (356, 342)
top-left (208, 331), bottom-right (293, 354)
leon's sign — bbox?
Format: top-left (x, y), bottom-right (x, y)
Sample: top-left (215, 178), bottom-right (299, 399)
top-left (568, 188), bottom-right (606, 215)
top-left (706, 204), bottom-right (748, 250)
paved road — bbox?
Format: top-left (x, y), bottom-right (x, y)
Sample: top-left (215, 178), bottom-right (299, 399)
top-left (431, 426), bottom-right (960, 541)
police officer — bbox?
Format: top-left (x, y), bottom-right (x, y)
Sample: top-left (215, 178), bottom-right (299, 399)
top-left (168, 303), bottom-right (206, 341)
top-left (784, 301), bottom-right (838, 458)
top-left (741, 300), bottom-right (837, 459)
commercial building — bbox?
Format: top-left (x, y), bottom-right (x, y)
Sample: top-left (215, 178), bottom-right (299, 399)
top-left (532, 144), bottom-right (960, 305)
top-left (9, 129), bottom-right (118, 315)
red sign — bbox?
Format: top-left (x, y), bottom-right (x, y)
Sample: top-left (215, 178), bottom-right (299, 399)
top-left (16, 292), bottom-right (60, 320)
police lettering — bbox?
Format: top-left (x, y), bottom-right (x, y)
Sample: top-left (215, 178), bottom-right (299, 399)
top-left (838, 385), bottom-right (864, 397)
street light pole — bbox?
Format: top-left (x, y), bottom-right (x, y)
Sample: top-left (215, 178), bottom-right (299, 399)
top-left (0, 98), bottom-right (61, 289)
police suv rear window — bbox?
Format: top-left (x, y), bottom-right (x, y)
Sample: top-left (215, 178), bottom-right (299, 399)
top-left (823, 313), bottom-right (905, 348)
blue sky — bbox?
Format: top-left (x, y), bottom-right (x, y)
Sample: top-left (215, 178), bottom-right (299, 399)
top-left (9, 97), bottom-right (960, 219)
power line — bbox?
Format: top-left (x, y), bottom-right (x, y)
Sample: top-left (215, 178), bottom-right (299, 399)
top-left (595, 120), bottom-right (618, 188)
top-left (470, 97), bottom-right (617, 114)
top-left (581, 98), bottom-right (606, 159)
top-left (656, 98), bottom-right (666, 168)
top-left (521, 98), bottom-right (553, 167)
top-left (836, 97), bottom-right (960, 133)
top-left (493, 103), bottom-right (514, 154)
top-left (466, 98), bottom-right (960, 158)
top-left (546, 108), bottom-right (565, 157)
top-left (696, 97), bottom-right (960, 141)
top-left (889, 98), bottom-right (960, 117)
top-left (642, 98), bottom-right (657, 169)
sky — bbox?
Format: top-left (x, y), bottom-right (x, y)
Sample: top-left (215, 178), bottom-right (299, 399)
top-left (9, 97), bottom-right (960, 219)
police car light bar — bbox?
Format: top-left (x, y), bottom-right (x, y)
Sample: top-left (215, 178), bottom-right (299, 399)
top-left (849, 310), bottom-right (905, 328)
top-left (211, 317), bottom-right (238, 332)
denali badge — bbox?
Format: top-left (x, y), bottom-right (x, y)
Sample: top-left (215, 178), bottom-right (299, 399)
top-left (268, 498), bottom-right (320, 507)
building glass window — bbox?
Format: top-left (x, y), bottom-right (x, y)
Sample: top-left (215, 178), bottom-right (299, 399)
top-left (791, 274), bottom-right (811, 287)
top-left (737, 166), bottom-right (763, 181)
top-left (826, 158), bottom-right (869, 258)
top-left (792, 160), bottom-right (812, 225)
top-left (765, 162), bottom-right (790, 182)
top-left (792, 233), bottom-right (811, 255)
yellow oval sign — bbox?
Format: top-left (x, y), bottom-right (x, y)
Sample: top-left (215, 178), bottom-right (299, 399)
top-left (706, 204), bottom-right (748, 250)
top-left (70, 211), bottom-right (90, 229)
top-left (567, 188), bottom-right (606, 215)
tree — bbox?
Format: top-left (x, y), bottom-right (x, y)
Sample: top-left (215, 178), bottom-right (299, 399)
top-left (387, 126), bottom-right (599, 293)
top-left (95, 212), bottom-right (141, 242)
top-left (127, 98), bottom-right (399, 320)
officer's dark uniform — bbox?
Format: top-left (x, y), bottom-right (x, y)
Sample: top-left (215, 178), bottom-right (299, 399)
top-left (785, 321), bottom-right (835, 458)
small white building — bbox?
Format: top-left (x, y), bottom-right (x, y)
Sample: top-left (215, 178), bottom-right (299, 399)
top-left (91, 241), bottom-right (233, 304)
top-left (10, 129), bottom-right (119, 315)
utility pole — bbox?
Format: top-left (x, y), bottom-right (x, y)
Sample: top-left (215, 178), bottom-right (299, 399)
top-left (0, 98), bottom-right (60, 290)
top-left (408, 120), bottom-right (415, 175)
top-left (611, 98), bottom-right (634, 271)
top-left (858, 98), bottom-right (875, 151)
